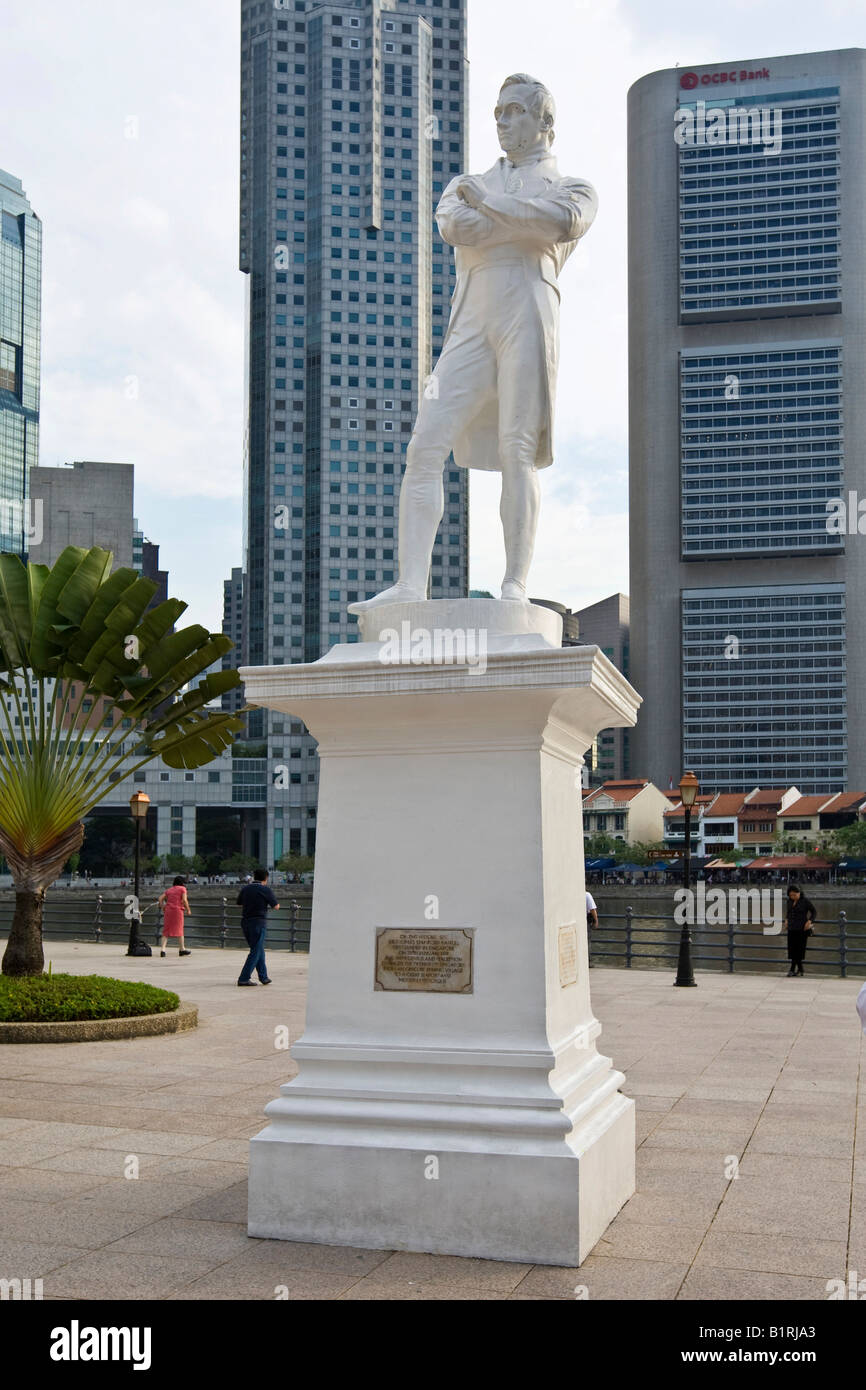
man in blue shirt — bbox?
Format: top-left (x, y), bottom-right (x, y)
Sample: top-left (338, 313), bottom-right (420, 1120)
top-left (236, 868), bottom-right (279, 986)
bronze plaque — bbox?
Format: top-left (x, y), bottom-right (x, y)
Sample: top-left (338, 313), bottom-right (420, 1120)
top-left (558, 923), bottom-right (578, 987)
top-left (375, 927), bottom-right (474, 993)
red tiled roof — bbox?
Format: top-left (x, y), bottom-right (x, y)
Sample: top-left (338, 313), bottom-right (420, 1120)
top-left (779, 796), bottom-right (831, 817)
top-left (705, 794), bottom-right (746, 816)
top-left (584, 780), bottom-right (652, 806)
top-left (823, 791), bottom-right (866, 813)
top-left (664, 792), bottom-right (716, 818)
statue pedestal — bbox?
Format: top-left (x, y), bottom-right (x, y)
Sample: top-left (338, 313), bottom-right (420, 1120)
top-left (241, 601), bottom-right (640, 1265)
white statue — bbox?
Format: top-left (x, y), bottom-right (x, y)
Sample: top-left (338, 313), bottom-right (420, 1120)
top-left (349, 74), bottom-right (597, 613)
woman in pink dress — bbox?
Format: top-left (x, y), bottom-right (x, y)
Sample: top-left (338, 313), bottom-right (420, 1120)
top-left (157, 876), bottom-right (192, 957)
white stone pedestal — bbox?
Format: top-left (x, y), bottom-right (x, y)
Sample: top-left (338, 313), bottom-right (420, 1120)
top-left (241, 600), bottom-right (641, 1266)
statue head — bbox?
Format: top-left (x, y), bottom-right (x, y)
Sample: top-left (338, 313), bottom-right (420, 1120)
top-left (495, 74), bottom-right (556, 158)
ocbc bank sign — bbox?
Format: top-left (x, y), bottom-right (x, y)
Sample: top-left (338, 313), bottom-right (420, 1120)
top-left (679, 68), bottom-right (771, 90)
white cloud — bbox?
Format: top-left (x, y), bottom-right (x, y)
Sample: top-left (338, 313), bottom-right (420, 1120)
top-left (6, 0), bottom-right (866, 631)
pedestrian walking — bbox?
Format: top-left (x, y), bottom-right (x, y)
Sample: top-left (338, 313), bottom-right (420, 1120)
top-left (586, 889), bottom-right (598, 967)
top-left (158, 876), bottom-right (192, 958)
top-left (785, 883), bottom-right (815, 977)
top-left (857, 981), bottom-right (866, 1035)
top-left (236, 867), bottom-right (279, 987)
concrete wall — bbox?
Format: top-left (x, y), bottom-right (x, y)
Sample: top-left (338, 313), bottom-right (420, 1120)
top-left (28, 460), bottom-right (134, 568)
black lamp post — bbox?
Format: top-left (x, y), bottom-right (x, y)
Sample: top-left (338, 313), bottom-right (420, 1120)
top-left (674, 770), bottom-right (699, 988)
top-left (127, 791), bottom-right (150, 955)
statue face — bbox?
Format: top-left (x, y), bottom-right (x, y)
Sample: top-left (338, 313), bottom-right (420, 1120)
top-left (494, 84), bottom-right (549, 157)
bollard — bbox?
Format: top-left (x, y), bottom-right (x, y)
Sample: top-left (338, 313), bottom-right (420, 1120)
top-left (625, 904), bottom-right (633, 969)
top-left (727, 916), bottom-right (735, 973)
top-left (221, 897), bottom-right (228, 949)
top-left (290, 900), bottom-right (298, 953)
top-left (839, 910), bottom-right (848, 979)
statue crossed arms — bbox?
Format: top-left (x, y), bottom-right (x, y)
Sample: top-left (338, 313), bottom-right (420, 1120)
top-left (349, 73), bottom-right (597, 614)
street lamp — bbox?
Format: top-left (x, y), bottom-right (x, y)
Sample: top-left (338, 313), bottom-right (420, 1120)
top-left (127, 791), bottom-right (150, 955)
top-left (674, 770), bottom-right (699, 988)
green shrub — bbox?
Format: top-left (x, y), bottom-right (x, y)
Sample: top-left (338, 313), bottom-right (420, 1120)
top-left (0, 974), bottom-right (180, 1023)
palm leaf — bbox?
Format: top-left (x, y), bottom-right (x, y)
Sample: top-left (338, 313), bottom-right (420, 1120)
top-left (0, 553), bottom-right (33, 671)
top-left (138, 710), bottom-right (248, 769)
top-left (28, 546), bottom-right (97, 672)
top-left (0, 549), bottom-right (250, 943)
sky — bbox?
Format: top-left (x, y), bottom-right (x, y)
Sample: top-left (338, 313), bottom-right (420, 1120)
top-left (3, 0), bottom-right (865, 632)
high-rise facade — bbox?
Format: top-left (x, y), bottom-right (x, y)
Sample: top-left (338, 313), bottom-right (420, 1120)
top-left (628, 50), bottom-right (866, 795)
top-left (30, 461), bottom-right (134, 567)
top-left (0, 169), bottom-right (41, 557)
top-left (222, 566), bottom-right (246, 714)
top-left (239, 0), bottom-right (469, 860)
top-left (575, 593), bottom-right (630, 786)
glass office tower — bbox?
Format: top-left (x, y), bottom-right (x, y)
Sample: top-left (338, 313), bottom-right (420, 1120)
top-left (628, 50), bottom-right (866, 794)
top-left (0, 170), bottom-right (41, 557)
top-left (239, 0), bottom-right (469, 859)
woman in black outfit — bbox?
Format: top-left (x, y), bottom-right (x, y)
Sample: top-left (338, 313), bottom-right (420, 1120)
top-left (786, 884), bottom-right (816, 977)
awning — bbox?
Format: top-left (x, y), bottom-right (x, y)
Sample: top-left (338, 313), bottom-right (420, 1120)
top-left (745, 855), bottom-right (833, 871)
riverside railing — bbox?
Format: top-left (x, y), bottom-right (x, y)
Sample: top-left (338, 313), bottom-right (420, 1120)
top-left (0, 894), bottom-right (312, 954)
top-left (590, 907), bottom-right (866, 977)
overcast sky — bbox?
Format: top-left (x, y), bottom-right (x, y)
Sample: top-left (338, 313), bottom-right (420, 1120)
top-left (3, 0), bottom-right (864, 632)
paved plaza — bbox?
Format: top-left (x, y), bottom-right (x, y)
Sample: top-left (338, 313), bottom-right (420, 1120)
top-left (0, 941), bottom-right (863, 1301)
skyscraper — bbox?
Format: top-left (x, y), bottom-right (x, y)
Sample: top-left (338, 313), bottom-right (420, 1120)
top-left (574, 593), bottom-right (630, 785)
top-left (628, 49), bottom-right (865, 795)
top-left (222, 566), bottom-right (245, 715)
top-left (239, 0), bottom-right (469, 860)
top-left (0, 169), bottom-right (41, 557)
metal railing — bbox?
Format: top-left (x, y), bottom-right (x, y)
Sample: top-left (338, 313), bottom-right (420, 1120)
top-left (0, 894), bottom-right (312, 954)
top-left (591, 907), bottom-right (866, 977)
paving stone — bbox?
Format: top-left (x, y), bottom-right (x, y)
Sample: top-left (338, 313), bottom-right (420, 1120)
top-left (594, 1220), bottom-right (707, 1263)
top-left (678, 1265), bottom-right (835, 1300)
top-left (104, 1218), bottom-right (253, 1261)
top-left (0, 942), bottom-right (859, 1302)
top-left (344, 1250), bottom-right (532, 1294)
top-left (42, 1250), bottom-right (221, 1299)
top-left (693, 1231), bottom-right (846, 1279)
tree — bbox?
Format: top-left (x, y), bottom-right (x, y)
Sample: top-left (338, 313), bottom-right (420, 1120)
top-left (773, 831), bottom-right (807, 855)
top-left (0, 546), bottom-right (246, 975)
top-left (220, 853), bottom-right (259, 876)
top-left (820, 821), bottom-right (864, 863)
top-left (583, 833), bottom-right (637, 863)
top-left (76, 810), bottom-right (147, 878)
top-left (164, 853), bottom-right (204, 876)
top-left (584, 832), bottom-right (619, 859)
top-left (196, 810), bottom-right (242, 874)
top-left (277, 851), bottom-right (314, 878)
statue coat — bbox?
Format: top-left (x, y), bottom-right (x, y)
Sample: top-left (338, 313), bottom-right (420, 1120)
top-left (434, 152), bottom-right (597, 472)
